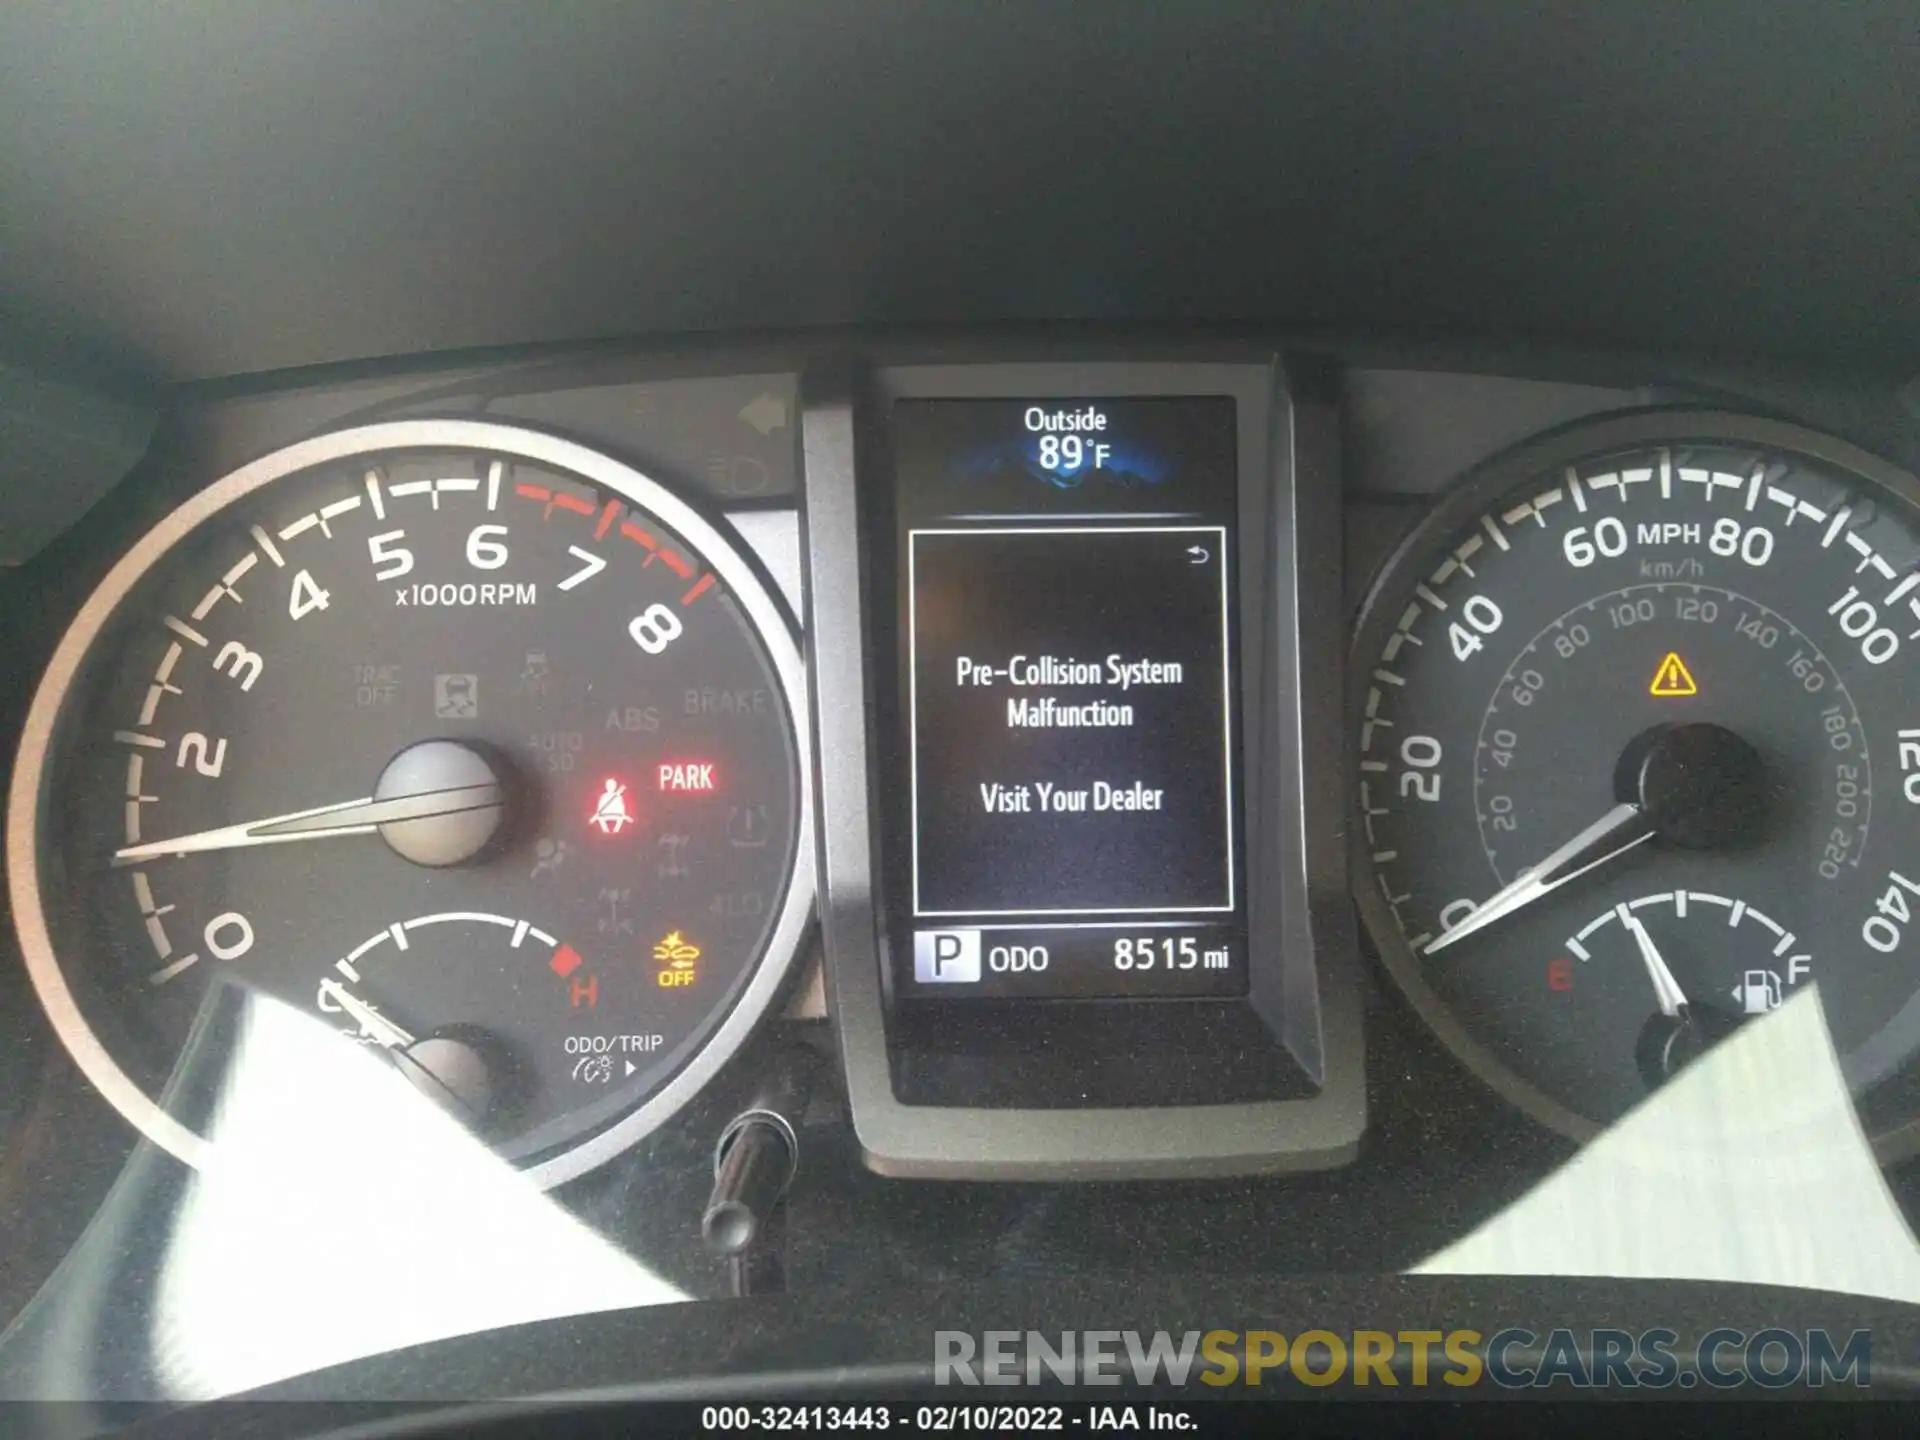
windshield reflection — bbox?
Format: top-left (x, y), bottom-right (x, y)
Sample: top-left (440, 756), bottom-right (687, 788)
top-left (1411, 984), bottom-right (1920, 1305)
top-left (13, 974), bottom-right (1920, 1404)
top-left (149, 988), bottom-right (685, 1400)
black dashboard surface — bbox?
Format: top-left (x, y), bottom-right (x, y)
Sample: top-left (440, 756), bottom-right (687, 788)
top-left (1, 2), bottom-right (1915, 387)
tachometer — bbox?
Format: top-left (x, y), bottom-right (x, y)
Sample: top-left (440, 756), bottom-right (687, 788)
top-left (1351, 412), bottom-right (1920, 1154)
top-left (7, 421), bottom-right (811, 1186)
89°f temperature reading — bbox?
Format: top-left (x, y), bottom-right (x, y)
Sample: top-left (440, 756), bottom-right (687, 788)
top-left (1037, 434), bottom-right (1112, 474)
top-left (1026, 405), bottom-right (1113, 475)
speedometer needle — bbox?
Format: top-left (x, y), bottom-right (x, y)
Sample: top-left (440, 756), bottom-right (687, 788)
top-left (112, 781), bottom-right (502, 864)
top-left (1422, 722), bottom-right (1768, 957)
top-left (1422, 802), bottom-right (1654, 955)
top-left (318, 979), bottom-right (417, 1049)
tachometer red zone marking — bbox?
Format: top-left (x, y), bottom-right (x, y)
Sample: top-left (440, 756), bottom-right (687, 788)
top-left (616, 518), bottom-right (695, 578)
top-left (511, 483), bottom-right (712, 597)
top-left (513, 482), bottom-right (594, 521)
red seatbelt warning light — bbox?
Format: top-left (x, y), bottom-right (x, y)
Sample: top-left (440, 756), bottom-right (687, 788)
top-left (658, 761), bottom-right (717, 793)
top-left (588, 778), bottom-right (635, 835)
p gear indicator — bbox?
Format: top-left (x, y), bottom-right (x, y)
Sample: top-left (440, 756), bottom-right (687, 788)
top-left (1649, 651), bottom-right (1699, 698)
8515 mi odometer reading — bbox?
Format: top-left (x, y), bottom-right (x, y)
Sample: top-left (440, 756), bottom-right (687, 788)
top-left (1351, 412), bottom-right (1920, 1151)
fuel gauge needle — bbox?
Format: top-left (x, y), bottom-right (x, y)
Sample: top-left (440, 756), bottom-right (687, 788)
top-left (1621, 910), bottom-right (1690, 1018)
top-left (318, 979), bottom-right (417, 1050)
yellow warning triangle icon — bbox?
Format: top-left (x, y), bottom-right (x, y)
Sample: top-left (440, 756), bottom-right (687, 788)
top-left (1649, 651), bottom-right (1698, 698)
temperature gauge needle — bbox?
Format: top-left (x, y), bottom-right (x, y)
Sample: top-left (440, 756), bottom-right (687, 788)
top-left (112, 780), bottom-right (502, 864)
top-left (319, 981), bottom-right (491, 1127)
top-left (317, 978), bottom-right (417, 1049)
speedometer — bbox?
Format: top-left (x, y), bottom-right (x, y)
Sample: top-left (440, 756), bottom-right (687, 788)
top-left (7, 421), bottom-right (812, 1187)
top-left (1351, 411), bottom-right (1920, 1154)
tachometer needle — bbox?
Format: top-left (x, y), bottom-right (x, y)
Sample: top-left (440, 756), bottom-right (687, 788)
top-left (1620, 911), bottom-right (1690, 1018)
top-left (318, 979), bottom-right (417, 1049)
top-left (1423, 802), bottom-right (1655, 955)
top-left (112, 781), bottom-right (502, 864)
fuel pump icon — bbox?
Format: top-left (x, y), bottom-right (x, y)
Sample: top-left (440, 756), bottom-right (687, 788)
top-left (1733, 968), bottom-right (1783, 1015)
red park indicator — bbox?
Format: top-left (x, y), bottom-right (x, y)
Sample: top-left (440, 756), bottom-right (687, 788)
top-left (658, 761), bottom-right (717, 793)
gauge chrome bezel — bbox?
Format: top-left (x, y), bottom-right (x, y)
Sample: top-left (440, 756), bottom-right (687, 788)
top-left (7, 419), bottom-right (815, 1189)
top-left (1349, 408), bottom-right (1920, 1162)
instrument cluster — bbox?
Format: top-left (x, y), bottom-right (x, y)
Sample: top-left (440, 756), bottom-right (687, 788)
top-left (4, 340), bottom-right (1918, 1204)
